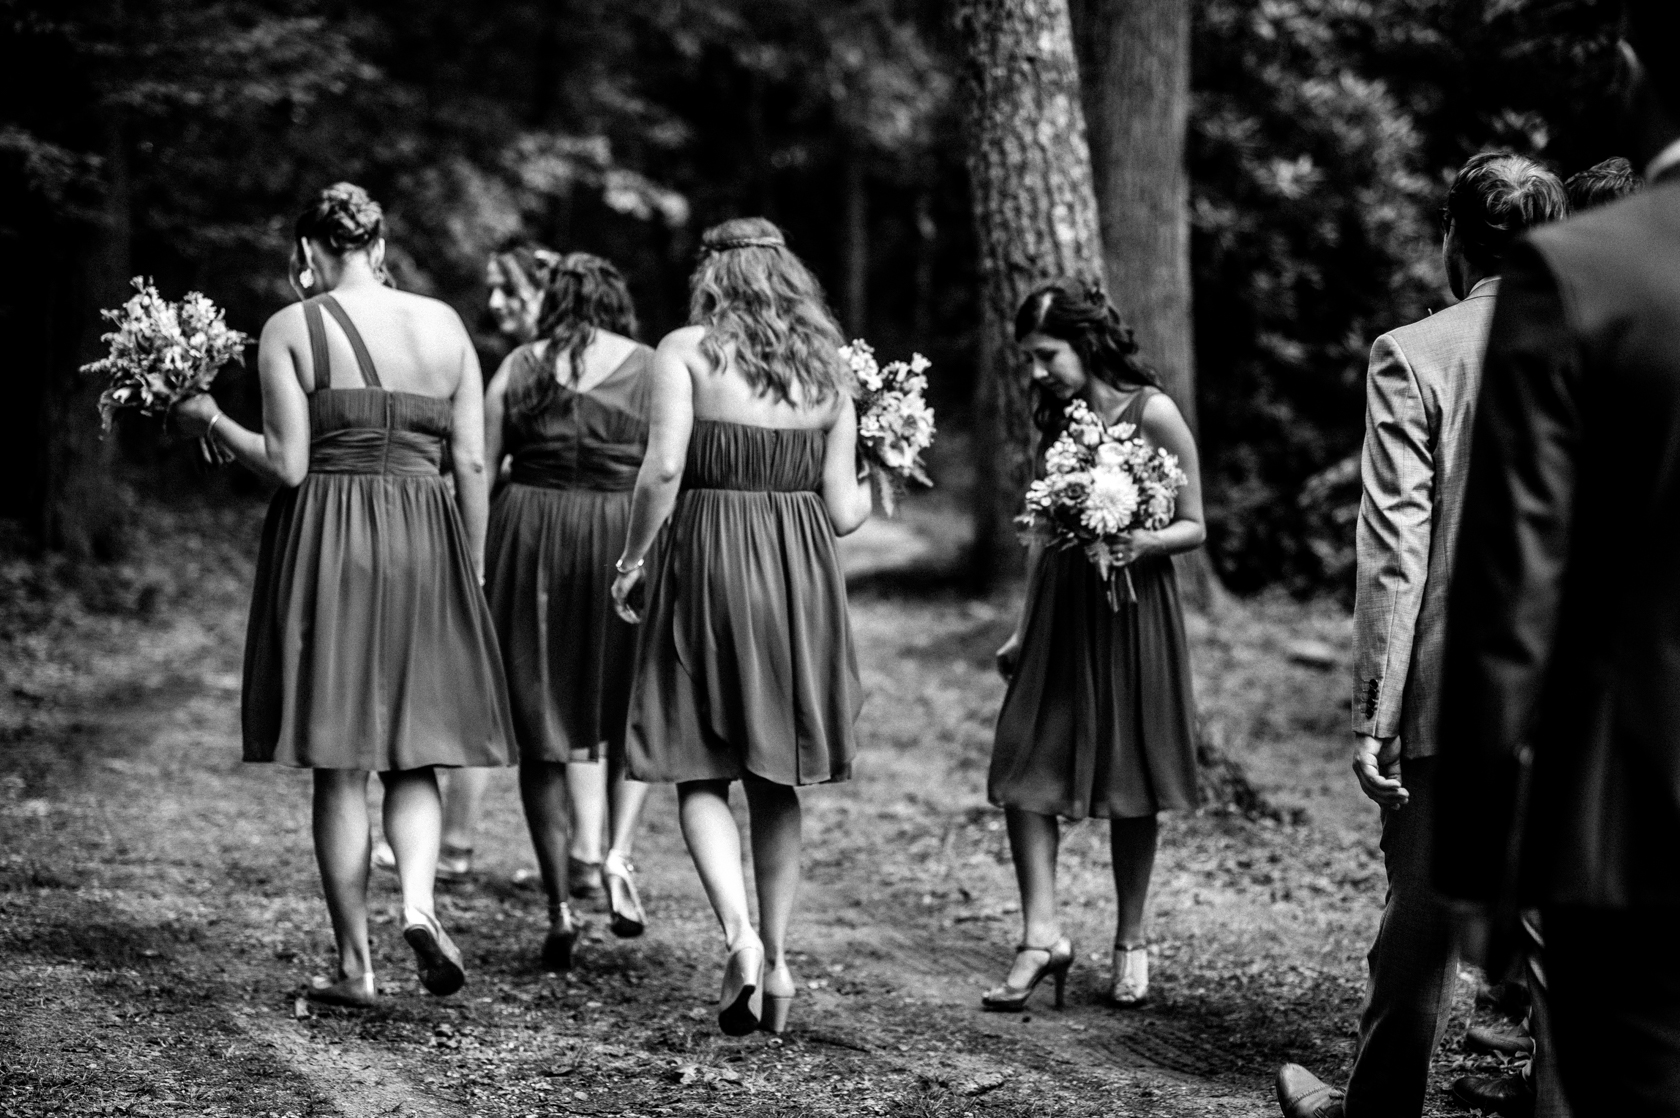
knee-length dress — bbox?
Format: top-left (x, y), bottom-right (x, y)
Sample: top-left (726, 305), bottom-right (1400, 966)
top-left (242, 294), bottom-right (517, 772)
top-left (988, 388), bottom-right (1198, 820)
top-left (483, 343), bottom-right (656, 764)
top-left (627, 419), bottom-right (861, 786)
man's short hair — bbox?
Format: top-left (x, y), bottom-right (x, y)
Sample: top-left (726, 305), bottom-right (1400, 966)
top-left (1444, 151), bottom-right (1569, 272)
top-left (1626, 1), bottom-right (1680, 114)
top-left (1566, 157), bottom-right (1642, 213)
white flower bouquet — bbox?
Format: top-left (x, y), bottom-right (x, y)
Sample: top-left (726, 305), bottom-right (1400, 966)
top-left (841, 339), bottom-right (936, 516)
top-left (86, 278), bottom-right (249, 463)
top-left (1016, 398), bottom-right (1189, 610)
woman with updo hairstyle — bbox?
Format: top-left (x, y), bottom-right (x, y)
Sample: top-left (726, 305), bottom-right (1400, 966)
top-left (609, 217), bottom-right (872, 1036)
top-left (481, 251), bottom-right (656, 968)
top-left (176, 183), bottom-right (517, 1008)
top-left (981, 278), bottom-right (1204, 1014)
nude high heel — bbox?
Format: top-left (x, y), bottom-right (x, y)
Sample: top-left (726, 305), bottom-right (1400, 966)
top-left (603, 851), bottom-right (646, 939)
top-left (717, 943), bottom-right (764, 1036)
top-left (760, 963), bottom-right (796, 1035)
top-left (305, 970), bottom-right (377, 1008)
top-left (1109, 943), bottom-right (1149, 1007)
top-left (981, 936), bottom-right (1074, 1012)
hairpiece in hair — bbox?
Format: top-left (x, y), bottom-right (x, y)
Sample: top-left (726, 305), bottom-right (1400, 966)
top-left (705, 235), bottom-right (786, 255)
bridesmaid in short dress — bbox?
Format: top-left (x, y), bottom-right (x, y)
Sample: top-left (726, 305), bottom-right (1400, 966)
top-left (482, 253), bottom-right (655, 969)
top-left (983, 279), bottom-right (1204, 1013)
top-left (177, 183), bottom-right (517, 1007)
top-left (610, 218), bottom-right (872, 1036)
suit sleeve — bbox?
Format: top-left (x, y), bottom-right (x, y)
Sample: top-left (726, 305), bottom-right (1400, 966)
top-left (1352, 334), bottom-right (1435, 738)
top-left (1435, 240), bottom-right (1582, 901)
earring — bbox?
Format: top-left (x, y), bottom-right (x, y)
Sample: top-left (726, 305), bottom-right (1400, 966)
top-left (299, 267), bottom-right (315, 289)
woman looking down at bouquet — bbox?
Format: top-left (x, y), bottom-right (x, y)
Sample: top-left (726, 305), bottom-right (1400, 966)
top-left (174, 183), bottom-right (516, 1008)
top-left (983, 278), bottom-right (1204, 1014)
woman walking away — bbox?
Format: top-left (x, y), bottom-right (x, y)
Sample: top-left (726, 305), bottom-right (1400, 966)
top-left (611, 217), bottom-right (871, 1036)
top-left (483, 252), bottom-right (656, 969)
top-left (176, 183), bottom-right (517, 1007)
top-left (370, 238), bottom-right (559, 885)
top-left (984, 279), bottom-right (1203, 1013)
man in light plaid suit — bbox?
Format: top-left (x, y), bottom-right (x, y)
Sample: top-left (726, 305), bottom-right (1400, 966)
top-left (1276, 154), bottom-right (1567, 1118)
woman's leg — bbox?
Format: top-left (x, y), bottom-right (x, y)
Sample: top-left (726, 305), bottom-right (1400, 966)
top-left (567, 758), bottom-right (608, 869)
top-left (742, 779), bottom-right (802, 978)
top-left (518, 760), bottom-right (572, 913)
top-left (439, 767), bottom-right (491, 857)
top-left (676, 780), bottom-right (761, 952)
top-left (313, 769), bottom-right (374, 978)
top-left (1005, 807), bottom-right (1061, 986)
top-left (378, 768), bottom-right (443, 927)
top-left (1109, 814), bottom-right (1159, 946)
top-left (605, 751), bottom-right (651, 859)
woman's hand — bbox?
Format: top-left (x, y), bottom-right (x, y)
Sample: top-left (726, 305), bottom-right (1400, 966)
top-left (1111, 529), bottom-right (1165, 567)
top-left (995, 632), bottom-right (1023, 681)
top-left (611, 564), bottom-right (646, 624)
top-left (174, 393), bottom-right (221, 438)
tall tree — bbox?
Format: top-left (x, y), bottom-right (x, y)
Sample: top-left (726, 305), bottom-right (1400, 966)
top-left (1069, 0), bottom-right (1218, 606)
top-left (952, 0), bottom-right (1104, 585)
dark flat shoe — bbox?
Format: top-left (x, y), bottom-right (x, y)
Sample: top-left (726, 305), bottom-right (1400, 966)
top-left (1450, 1073), bottom-right (1533, 1118)
top-left (403, 915), bottom-right (465, 997)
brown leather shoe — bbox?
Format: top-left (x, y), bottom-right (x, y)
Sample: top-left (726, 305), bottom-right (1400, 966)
top-left (1450, 1073), bottom-right (1534, 1118)
top-left (1276, 1064), bottom-right (1344, 1118)
top-left (1466, 1022), bottom-right (1535, 1057)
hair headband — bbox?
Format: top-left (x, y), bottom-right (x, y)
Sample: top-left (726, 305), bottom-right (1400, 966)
top-left (704, 236), bottom-right (785, 255)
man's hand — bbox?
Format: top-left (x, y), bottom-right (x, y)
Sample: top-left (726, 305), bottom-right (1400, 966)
top-left (1352, 734), bottom-right (1409, 809)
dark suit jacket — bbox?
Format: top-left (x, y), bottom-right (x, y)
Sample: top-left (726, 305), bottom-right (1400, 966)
top-left (1436, 174), bottom-right (1680, 909)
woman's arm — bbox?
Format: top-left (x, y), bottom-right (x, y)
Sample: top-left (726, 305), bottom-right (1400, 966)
top-left (994, 538), bottom-right (1045, 680)
top-left (610, 333), bottom-right (696, 620)
top-left (482, 353), bottom-right (515, 500)
top-left (177, 309), bottom-right (310, 487)
top-left (821, 394), bottom-right (872, 536)
top-left (1116, 392), bottom-right (1206, 564)
top-left (449, 333), bottom-right (490, 580)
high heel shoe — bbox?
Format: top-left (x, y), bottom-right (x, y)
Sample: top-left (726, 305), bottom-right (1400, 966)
top-left (568, 856), bottom-right (603, 900)
top-left (603, 851), bottom-right (646, 939)
top-left (435, 843), bottom-right (475, 885)
top-left (980, 936), bottom-right (1074, 1012)
top-left (1109, 943), bottom-right (1149, 1007)
top-left (541, 903), bottom-right (578, 972)
top-left (717, 943), bottom-right (764, 1036)
top-left (760, 963), bottom-right (796, 1035)
top-left (402, 911), bottom-right (466, 997)
top-left (305, 970), bottom-right (377, 1008)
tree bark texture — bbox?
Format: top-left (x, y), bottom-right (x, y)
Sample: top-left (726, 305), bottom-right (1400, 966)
top-left (953, 0), bottom-right (1104, 586)
top-left (840, 145), bottom-right (868, 334)
top-left (1070, 0), bottom-right (1220, 608)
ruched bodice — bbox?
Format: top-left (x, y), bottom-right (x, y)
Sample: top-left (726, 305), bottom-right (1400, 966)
top-left (307, 388), bottom-right (452, 476)
top-left (683, 419), bottom-right (825, 493)
top-left (501, 343), bottom-right (654, 492)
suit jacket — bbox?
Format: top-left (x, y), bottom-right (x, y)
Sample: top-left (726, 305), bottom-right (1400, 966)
top-left (1353, 278), bottom-right (1501, 757)
top-left (1436, 176), bottom-right (1680, 908)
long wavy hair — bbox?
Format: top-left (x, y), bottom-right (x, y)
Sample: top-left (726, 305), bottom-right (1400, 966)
top-left (1014, 278), bottom-right (1159, 444)
top-left (688, 217), bottom-right (848, 407)
top-left (507, 252), bottom-right (638, 421)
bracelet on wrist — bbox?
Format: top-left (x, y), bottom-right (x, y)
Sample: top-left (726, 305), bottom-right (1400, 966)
top-left (614, 556), bottom-right (644, 575)
top-left (207, 412), bottom-right (224, 439)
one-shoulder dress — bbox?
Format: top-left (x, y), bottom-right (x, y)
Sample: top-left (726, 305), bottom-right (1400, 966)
top-left (484, 342), bottom-right (656, 763)
top-left (627, 419), bottom-right (861, 786)
top-left (988, 387), bottom-right (1199, 820)
top-left (242, 294), bottom-right (518, 772)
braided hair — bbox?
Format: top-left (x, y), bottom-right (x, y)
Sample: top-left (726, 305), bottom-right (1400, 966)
top-left (507, 252), bottom-right (639, 421)
top-left (1014, 278), bottom-right (1159, 442)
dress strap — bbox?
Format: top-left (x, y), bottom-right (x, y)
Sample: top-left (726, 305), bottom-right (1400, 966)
top-left (301, 298), bottom-right (333, 392)
top-left (1119, 386), bottom-right (1158, 428)
top-left (319, 295), bottom-right (384, 389)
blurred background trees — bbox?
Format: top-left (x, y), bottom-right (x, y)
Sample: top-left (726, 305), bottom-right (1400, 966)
top-left (1, 0), bottom-right (1622, 596)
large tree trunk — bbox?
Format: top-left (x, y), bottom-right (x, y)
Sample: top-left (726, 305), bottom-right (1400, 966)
top-left (1069, 0), bottom-right (1220, 609)
top-left (952, 0), bottom-right (1105, 587)
top-left (840, 142), bottom-right (868, 333)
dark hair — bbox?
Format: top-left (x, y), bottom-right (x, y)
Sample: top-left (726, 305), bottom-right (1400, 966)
top-left (489, 238), bottom-right (559, 301)
top-left (1014, 278), bottom-right (1158, 439)
top-left (1444, 152), bottom-right (1568, 272)
top-left (689, 217), bottom-right (848, 406)
top-left (294, 182), bottom-right (383, 255)
top-left (1627, 1), bottom-right (1680, 113)
top-left (1566, 157), bottom-right (1642, 212)
top-left (508, 252), bottom-right (638, 419)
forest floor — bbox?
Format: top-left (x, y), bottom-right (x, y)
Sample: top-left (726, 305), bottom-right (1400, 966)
top-left (0, 496), bottom-right (1524, 1118)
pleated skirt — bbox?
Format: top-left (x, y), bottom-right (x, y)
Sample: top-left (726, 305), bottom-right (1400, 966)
top-left (484, 483), bottom-right (640, 764)
top-left (242, 474), bottom-right (517, 771)
top-left (627, 488), bottom-right (861, 787)
top-left (988, 550), bottom-right (1198, 820)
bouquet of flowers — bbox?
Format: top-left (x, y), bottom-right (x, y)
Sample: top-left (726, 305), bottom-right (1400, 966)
top-left (841, 339), bottom-right (936, 516)
top-left (86, 278), bottom-right (250, 464)
top-left (1016, 398), bottom-right (1189, 610)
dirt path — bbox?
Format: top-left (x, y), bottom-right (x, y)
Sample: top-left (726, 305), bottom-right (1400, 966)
top-left (1, 506), bottom-right (1506, 1117)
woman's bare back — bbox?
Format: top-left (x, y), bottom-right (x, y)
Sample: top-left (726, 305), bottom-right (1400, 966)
top-left (293, 286), bottom-right (469, 399)
top-left (674, 326), bottom-right (839, 431)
